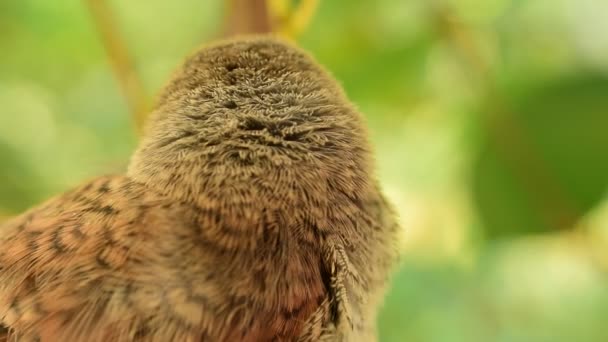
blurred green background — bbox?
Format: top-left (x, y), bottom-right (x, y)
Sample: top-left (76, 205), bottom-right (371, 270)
top-left (1, 0), bottom-right (608, 341)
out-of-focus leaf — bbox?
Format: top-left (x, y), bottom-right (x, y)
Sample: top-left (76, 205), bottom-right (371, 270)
top-left (377, 263), bottom-right (486, 342)
top-left (0, 143), bottom-right (47, 213)
top-left (473, 74), bottom-right (608, 237)
top-left (378, 255), bottom-right (608, 342)
top-left (300, 0), bottom-right (433, 110)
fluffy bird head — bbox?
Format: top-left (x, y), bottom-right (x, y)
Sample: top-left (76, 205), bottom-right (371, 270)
top-left (128, 36), bottom-right (374, 215)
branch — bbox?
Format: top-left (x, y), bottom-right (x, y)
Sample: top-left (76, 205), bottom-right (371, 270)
top-left (222, 0), bottom-right (273, 37)
top-left (85, 0), bottom-right (149, 135)
top-left (221, 0), bottom-right (319, 40)
top-left (267, 0), bottom-right (320, 39)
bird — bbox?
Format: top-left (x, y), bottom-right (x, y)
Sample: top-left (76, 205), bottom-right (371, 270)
top-left (0, 35), bottom-right (400, 341)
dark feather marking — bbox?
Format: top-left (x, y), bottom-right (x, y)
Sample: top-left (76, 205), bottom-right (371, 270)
top-left (52, 226), bottom-right (68, 253)
top-left (9, 298), bottom-right (21, 316)
top-left (16, 213), bottom-right (33, 232)
top-left (82, 182), bottom-right (93, 192)
top-left (281, 300), bottom-right (307, 320)
top-left (95, 252), bottom-right (111, 269)
top-left (225, 63), bottom-right (238, 71)
top-left (71, 224), bottom-right (85, 239)
top-left (98, 180), bottom-right (111, 193)
top-left (102, 224), bottom-right (117, 246)
top-left (100, 205), bottom-right (118, 215)
top-left (222, 100), bottom-right (238, 109)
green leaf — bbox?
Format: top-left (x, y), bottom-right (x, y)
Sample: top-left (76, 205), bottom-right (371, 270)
top-left (472, 74), bottom-right (608, 237)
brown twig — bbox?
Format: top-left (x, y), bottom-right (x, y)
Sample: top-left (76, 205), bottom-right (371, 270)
top-left (85, 0), bottom-right (149, 135)
top-left (222, 0), bottom-right (273, 37)
top-left (431, 3), bottom-right (580, 230)
top-left (221, 0), bottom-right (319, 40)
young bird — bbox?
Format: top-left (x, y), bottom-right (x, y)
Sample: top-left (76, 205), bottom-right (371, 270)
top-left (0, 36), bottom-right (400, 341)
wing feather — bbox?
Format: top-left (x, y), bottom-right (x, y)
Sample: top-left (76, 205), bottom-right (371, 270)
top-left (0, 176), bottom-right (181, 341)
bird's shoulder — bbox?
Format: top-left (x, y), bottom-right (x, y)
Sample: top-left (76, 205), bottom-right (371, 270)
top-left (0, 175), bottom-right (193, 340)
top-left (0, 175), bottom-right (332, 341)
top-left (0, 175), bottom-right (170, 275)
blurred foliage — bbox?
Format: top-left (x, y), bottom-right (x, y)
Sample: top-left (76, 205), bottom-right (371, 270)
top-left (474, 74), bottom-right (608, 237)
top-left (1, 0), bottom-right (607, 341)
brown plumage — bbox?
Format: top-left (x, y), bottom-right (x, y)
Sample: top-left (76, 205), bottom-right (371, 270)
top-left (0, 36), bottom-right (400, 341)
